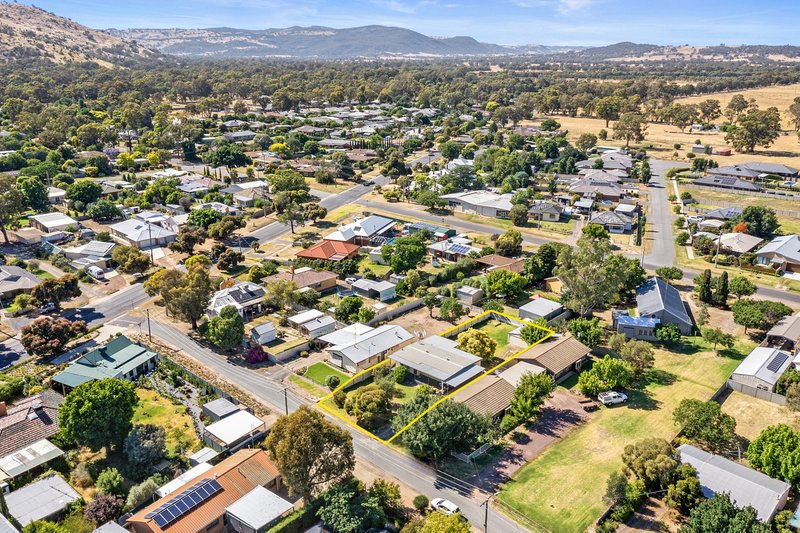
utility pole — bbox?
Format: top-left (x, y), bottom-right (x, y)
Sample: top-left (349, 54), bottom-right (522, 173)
top-left (147, 223), bottom-right (155, 264)
top-left (483, 491), bottom-right (499, 533)
top-left (145, 308), bottom-right (152, 341)
top-left (283, 388), bottom-right (289, 415)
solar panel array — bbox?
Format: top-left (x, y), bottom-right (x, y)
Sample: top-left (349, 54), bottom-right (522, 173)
top-left (145, 478), bottom-right (222, 528)
top-left (767, 352), bottom-right (790, 373)
top-left (448, 244), bottom-right (473, 255)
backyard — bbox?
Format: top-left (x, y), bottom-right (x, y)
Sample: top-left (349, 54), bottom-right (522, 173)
top-left (498, 336), bottom-right (753, 533)
top-left (473, 319), bottom-right (519, 359)
top-left (133, 388), bottom-right (201, 456)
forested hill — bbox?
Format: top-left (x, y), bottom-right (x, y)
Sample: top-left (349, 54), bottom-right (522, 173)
top-left (108, 26), bottom-right (575, 59)
top-left (0, 3), bottom-right (159, 66)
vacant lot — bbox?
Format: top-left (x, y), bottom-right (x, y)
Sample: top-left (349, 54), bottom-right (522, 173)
top-left (720, 390), bottom-right (800, 441)
top-left (499, 336), bottom-right (751, 533)
top-left (133, 388), bottom-right (201, 455)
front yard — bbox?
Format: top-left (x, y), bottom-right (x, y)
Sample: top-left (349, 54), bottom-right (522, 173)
top-left (304, 361), bottom-right (349, 386)
top-left (498, 337), bottom-right (752, 533)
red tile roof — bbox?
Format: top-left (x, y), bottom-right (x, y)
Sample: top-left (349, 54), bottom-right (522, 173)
top-left (296, 240), bottom-right (360, 262)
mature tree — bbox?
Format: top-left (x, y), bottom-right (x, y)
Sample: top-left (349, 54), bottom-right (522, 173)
top-left (457, 329), bottom-right (497, 365)
top-left (576, 132), bottom-right (598, 152)
top-left (422, 292), bottom-right (438, 317)
top-left (112, 245), bottom-right (150, 273)
top-left (578, 355), bottom-right (635, 396)
top-left (59, 378), bottom-right (139, 452)
top-left (169, 226), bottom-right (207, 254)
top-left (701, 327), bottom-right (735, 354)
top-left (344, 384), bottom-right (391, 429)
top-left (21, 316), bottom-right (87, 357)
top-left (277, 202), bottom-right (306, 233)
top-left (208, 215), bottom-right (245, 240)
top-left (695, 269), bottom-right (713, 304)
top-left (66, 181), bottom-right (103, 207)
top-left (665, 473), bottom-right (703, 516)
top-left (0, 174), bottom-right (25, 243)
top-left (187, 208), bottom-right (224, 229)
top-left (495, 229), bottom-right (523, 256)
top-left (31, 274), bottom-right (81, 307)
top-left (86, 199), bottom-right (122, 221)
top-left (523, 242), bottom-right (567, 283)
top-left (400, 400), bottom-right (494, 462)
top-left (123, 424), bottom-right (166, 474)
top-left (439, 297), bottom-right (466, 323)
top-left (418, 511), bottom-right (470, 533)
top-left (84, 494), bottom-right (123, 525)
top-left (265, 406), bottom-right (355, 500)
top-left (315, 482), bottom-right (384, 533)
top-left (713, 271), bottom-right (729, 307)
top-left (655, 323), bottom-right (682, 345)
top-left (682, 493), bottom-right (770, 533)
top-left (729, 276), bottom-right (756, 299)
top-left (439, 141), bottom-right (461, 161)
top-left (17, 176), bottom-right (49, 211)
top-left (603, 470), bottom-right (629, 507)
top-left (746, 424), bottom-right (800, 487)
top-left (511, 371), bottom-right (555, 423)
top-left (656, 266), bottom-right (683, 284)
top-left (621, 438), bottom-right (680, 490)
top-left (206, 143), bottom-right (252, 178)
top-left (612, 113), bottom-right (648, 147)
top-left (674, 399), bottom-right (737, 450)
top-left (698, 99), bottom-right (722, 123)
top-left (216, 248), bottom-right (243, 271)
top-left (618, 338), bottom-right (655, 375)
top-left (582, 223), bottom-right (609, 241)
top-left (567, 317), bottom-right (603, 348)
top-left (145, 255), bottom-right (213, 329)
top-left (595, 96), bottom-right (624, 127)
top-left (484, 269), bottom-right (526, 299)
top-left (509, 204), bottom-right (529, 227)
top-left (734, 205), bottom-right (779, 239)
top-left (335, 295), bottom-right (363, 323)
top-left (731, 298), bottom-right (793, 334)
top-left (381, 236), bottom-right (425, 273)
top-left (556, 233), bottom-right (627, 316)
top-left (725, 107), bottom-right (781, 153)
top-left (206, 305), bottom-right (244, 351)
top-left (263, 278), bottom-right (297, 310)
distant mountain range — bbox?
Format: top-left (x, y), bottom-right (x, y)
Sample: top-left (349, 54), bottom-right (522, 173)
top-left (107, 26), bottom-right (582, 59)
top-left (2, 3), bottom-right (800, 65)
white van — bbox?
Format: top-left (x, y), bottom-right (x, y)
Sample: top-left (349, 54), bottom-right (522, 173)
top-left (86, 266), bottom-right (105, 280)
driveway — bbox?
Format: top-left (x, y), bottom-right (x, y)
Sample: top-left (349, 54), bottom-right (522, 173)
top-left (474, 388), bottom-right (589, 492)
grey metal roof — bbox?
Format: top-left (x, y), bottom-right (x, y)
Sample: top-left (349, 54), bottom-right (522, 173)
top-left (704, 206), bottom-right (743, 220)
top-left (225, 485), bottom-right (293, 529)
top-left (693, 175), bottom-right (762, 192)
top-left (757, 235), bottom-right (800, 265)
top-left (679, 444), bottom-right (790, 521)
top-left (589, 211), bottom-right (633, 226)
top-left (767, 314), bottom-right (800, 343)
top-left (390, 336), bottom-right (482, 387)
top-left (203, 398), bottom-right (239, 419)
top-left (732, 347), bottom-right (793, 387)
top-left (6, 474), bottom-right (80, 526)
top-left (92, 522), bottom-right (128, 533)
top-left (636, 277), bottom-right (692, 327)
top-left (742, 162), bottom-right (798, 176)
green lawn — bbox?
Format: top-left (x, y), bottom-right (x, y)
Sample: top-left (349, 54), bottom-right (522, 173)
top-left (474, 320), bottom-right (518, 357)
top-left (133, 389), bottom-right (201, 455)
top-left (29, 268), bottom-right (54, 280)
top-left (499, 338), bottom-right (751, 533)
top-left (304, 362), bottom-right (349, 386)
top-left (288, 374), bottom-right (328, 398)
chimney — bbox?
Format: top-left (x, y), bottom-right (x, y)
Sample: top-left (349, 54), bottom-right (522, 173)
top-left (0, 402), bottom-right (6, 417)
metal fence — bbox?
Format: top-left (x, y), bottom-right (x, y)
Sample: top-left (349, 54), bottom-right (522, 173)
top-left (727, 379), bottom-right (787, 406)
top-left (366, 298), bottom-right (423, 326)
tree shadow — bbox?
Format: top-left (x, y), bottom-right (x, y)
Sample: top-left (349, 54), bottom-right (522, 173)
top-left (643, 369), bottom-right (677, 387)
top-left (625, 388), bottom-right (660, 411)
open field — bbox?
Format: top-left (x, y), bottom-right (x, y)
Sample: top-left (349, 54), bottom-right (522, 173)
top-left (499, 337), bottom-right (752, 533)
top-left (133, 388), bottom-right (201, 455)
top-left (720, 390), bottom-right (800, 441)
top-left (677, 83), bottom-right (800, 128)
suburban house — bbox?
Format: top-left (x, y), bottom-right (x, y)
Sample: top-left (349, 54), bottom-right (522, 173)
top-left (5, 474), bottom-right (80, 528)
top-left (756, 235), bottom-right (800, 273)
top-left (324, 215), bottom-right (396, 245)
top-left (109, 219), bottom-right (177, 249)
top-left (0, 390), bottom-right (65, 482)
top-left (202, 398), bottom-right (241, 423)
top-left (452, 375), bottom-right (515, 420)
top-left (207, 281), bottom-right (267, 318)
top-left (295, 240), bottom-right (360, 262)
top-left (321, 323), bottom-right (414, 373)
top-left (568, 177), bottom-right (624, 201)
top-left (713, 233), bottom-right (764, 255)
top-left (47, 186), bottom-right (66, 204)
top-left (29, 212), bottom-right (78, 233)
top-left (635, 277), bottom-right (693, 335)
top-left (528, 201), bottom-right (564, 222)
top-left (457, 285), bottom-right (484, 305)
top-left (163, 213), bottom-right (189, 234)
top-left (765, 314), bottom-right (800, 353)
top-left (519, 297), bottom-right (565, 322)
top-left (287, 309), bottom-right (337, 339)
top-left (223, 130), bottom-right (257, 143)
top-left (52, 335), bottom-right (158, 394)
top-left (730, 346), bottom-right (793, 392)
top-left (406, 221), bottom-right (456, 241)
top-left (250, 322), bottom-right (277, 345)
top-left (193, 202), bottom-right (240, 216)
top-left (692, 175), bottom-right (762, 192)
top-left (440, 191), bottom-right (514, 219)
top-left (351, 278), bottom-right (397, 302)
top-left (704, 206), bottom-right (742, 221)
top-left (0, 266), bottom-right (41, 300)
top-left (58, 240), bottom-right (116, 270)
top-left (512, 334), bottom-right (590, 382)
top-left (127, 449), bottom-right (290, 533)
top-left (476, 254), bottom-right (525, 274)
top-left (155, 462), bottom-right (215, 499)
top-left (427, 237), bottom-right (480, 261)
top-left (267, 267), bottom-right (338, 293)
top-left (203, 410), bottom-right (267, 452)
top-left (706, 165), bottom-right (761, 181)
top-left (612, 312), bottom-right (661, 341)
top-left (678, 443), bottom-right (790, 522)
top-left (708, 162), bottom-right (797, 180)
top-left (589, 211), bottom-right (633, 233)
top-left (390, 336), bottom-right (485, 390)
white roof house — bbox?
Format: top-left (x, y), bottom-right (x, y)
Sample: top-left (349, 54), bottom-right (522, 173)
top-left (440, 191), bottom-right (514, 218)
top-left (29, 212), bottom-right (78, 233)
top-left (731, 347), bottom-right (793, 392)
top-left (288, 309), bottom-right (326, 326)
top-left (390, 336), bottom-right (484, 389)
top-left (6, 474), bottom-right (80, 526)
top-left (109, 219), bottom-right (176, 248)
top-left (519, 298), bottom-right (564, 322)
top-left (325, 215), bottom-right (396, 243)
top-left (323, 324), bottom-right (414, 372)
top-left (204, 410), bottom-right (267, 452)
top-left (288, 309), bottom-right (336, 339)
top-left (0, 439), bottom-right (64, 481)
top-left (679, 443), bottom-right (790, 521)
top-left (155, 462), bottom-right (214, 498)
top-left (225, 485), bottom-right (294, 531)
top-left (0, 514), bottom-right (16, 533)
top-left (319, 323), bottom-right (375, 346)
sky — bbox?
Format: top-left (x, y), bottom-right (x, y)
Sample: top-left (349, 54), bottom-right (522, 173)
top-left (15, 0), bottom-right (800, 46)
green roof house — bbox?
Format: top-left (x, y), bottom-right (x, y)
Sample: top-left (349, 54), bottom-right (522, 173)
top-left (52, 336), bottom-right (157, 394)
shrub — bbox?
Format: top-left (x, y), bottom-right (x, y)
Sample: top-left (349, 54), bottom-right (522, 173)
top-left (412, 495), bottom-right (429, 513)
top-left (125, 478), bottom-right (159, 510)
top-left (675, 232), bottom-right (690, 245)
top-left (96, 467), bottom-right (125, 497)
top-left (84, 494), bottom-right (123, 525)
top-left (70, 462), bottom-right (93, 489)
top-left (393, 365), bottom-right (407, 384)
top-left (325, 375), bottom-right (340, 390)
top-left (246, 345), bottom-right (268, 364)
top-left (333, 390), bottom-right (347, 408)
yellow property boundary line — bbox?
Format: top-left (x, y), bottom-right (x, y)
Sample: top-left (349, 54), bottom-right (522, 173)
top-left (317, 310), bottom-right (555, 445)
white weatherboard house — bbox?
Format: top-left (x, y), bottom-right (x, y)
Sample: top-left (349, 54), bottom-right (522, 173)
top-left (29, 212), bottom-right (78, 233)
top-left (679, 444), bottom-right (790, 522)
top-left (288, 309), bottom-right (337, 339)
top-left (440, 190), bottom-right (514, 219)
top-left (320, 323), bottom-right (414, 373)
top-left (203, 410), bottom-right (267, 452)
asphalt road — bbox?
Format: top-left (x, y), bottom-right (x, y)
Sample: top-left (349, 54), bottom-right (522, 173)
top-left (144, 318), bottom-right (532, 533)
top-left (65, 283), bottom-right (152, 329)
top-left (644, 159), bottom-right (688, 267)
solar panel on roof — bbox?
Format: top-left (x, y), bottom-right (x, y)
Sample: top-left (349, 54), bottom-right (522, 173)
top-left (146, 478), bottom-right (223, 526)
top-left (767, 352), bottom-right (789, 373)
top-left (449, 244), bottom-right (472, 255)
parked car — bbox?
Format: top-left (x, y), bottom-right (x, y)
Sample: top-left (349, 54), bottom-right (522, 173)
top-left (363, 180), bottom-right (375, 186)
top-left (39, 302), bottom-right (56, 313)
top-left (598, 391), bottom-right (628, 406)
top-left (345, 276), bottom-right (360, 285)
top-left (431, 498), bottom-right (460, 516)
top-left (686, 215), bottom-right (704, 224)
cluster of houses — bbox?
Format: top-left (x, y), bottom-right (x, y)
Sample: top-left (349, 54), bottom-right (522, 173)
top-left (691, 162), bottom-right (799, 193)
